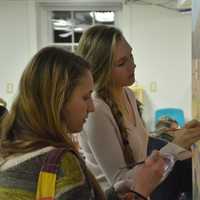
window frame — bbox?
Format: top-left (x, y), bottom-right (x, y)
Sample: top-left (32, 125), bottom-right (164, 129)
top-left (36, 1), bottom-right (122, 51)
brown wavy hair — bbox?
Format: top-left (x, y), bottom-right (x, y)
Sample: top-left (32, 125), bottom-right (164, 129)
top-left (0, 47), bottom-right (91, 157)
top-left (0, 46), bottom-right (106, 199)
top-left (77, 25), bottom-right (135, 167)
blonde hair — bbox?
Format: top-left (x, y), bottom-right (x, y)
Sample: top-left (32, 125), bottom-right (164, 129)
top-left (77, 25), bottom-right (135, 167)
top-left (77, 25), bottom-right (120, 91)
top-left (0, 47), bottom-right (90, 157)
top-left (0, 98), bottom-right (7, 107)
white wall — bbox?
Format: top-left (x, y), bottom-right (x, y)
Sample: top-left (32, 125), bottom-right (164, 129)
top-left (0, 0), bottom-right (37, 109)
top-left (0, 0), bottom-right (192, 130)
top-left (118, 4), bottom-right (192, 130)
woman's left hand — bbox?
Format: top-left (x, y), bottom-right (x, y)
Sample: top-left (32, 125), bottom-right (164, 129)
top-left (170, 126), bottom-right (200, 149)
top-left (184, 119), bottom-right (200, 129)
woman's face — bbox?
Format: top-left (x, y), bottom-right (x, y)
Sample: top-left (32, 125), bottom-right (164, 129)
top-left (62, 70), bottom-right (94, 133)
top-left (111, 37), bottom-right (136, 88)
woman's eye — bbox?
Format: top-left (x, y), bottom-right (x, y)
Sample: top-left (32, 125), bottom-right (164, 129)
top-left (118, 62), bottom-right (125, 67)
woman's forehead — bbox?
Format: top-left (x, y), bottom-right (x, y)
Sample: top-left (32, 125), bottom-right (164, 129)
top-left (76, 70), bottom-right (94, 90)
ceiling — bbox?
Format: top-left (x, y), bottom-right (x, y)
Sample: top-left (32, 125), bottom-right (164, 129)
top-left (36, 0), bottom-right (192, 14)
top-left (124, 0), bottom-right (192, 12)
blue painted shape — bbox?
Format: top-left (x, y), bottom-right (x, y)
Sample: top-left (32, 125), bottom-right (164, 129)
top-left (155, 108), bottom-right (185, 128)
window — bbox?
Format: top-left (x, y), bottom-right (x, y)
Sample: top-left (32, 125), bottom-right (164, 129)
top-left (51, 11), bottom-right (115, 52)
top-left (37, 1), bottom-right (121, 51)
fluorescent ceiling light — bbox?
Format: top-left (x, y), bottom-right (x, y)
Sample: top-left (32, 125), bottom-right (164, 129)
top-left (54, 27), bottom-right (72, 31)
top-left (59, 32), bottom-right (72, 38)
top-left (74, 27), bottom-right (83, 32)
top-left (90, 11), bottom-right (114, 22)
top-left (177, 0), bottom-right (191, 10)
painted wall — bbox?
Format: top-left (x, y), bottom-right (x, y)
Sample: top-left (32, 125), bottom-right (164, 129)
top-left (0, 0), bottom-right (37, 109)
top-left (0, 0), bottom-right (192, 130)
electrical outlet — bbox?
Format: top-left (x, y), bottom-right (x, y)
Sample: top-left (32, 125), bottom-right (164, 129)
top-left (150, 81), bottom-right (157, 92)
top-left (6, 83), bottom-right (14, 94)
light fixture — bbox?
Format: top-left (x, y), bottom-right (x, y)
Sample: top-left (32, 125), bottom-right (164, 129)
top-left (59, 32), bottom-right (72, 38)
top-left (177, 0), bottom-right (191, 13)
top-left (90, 11), bottom-right (114, 22)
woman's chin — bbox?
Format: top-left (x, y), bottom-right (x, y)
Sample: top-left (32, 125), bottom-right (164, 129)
top-left (70, 127), bottom-right (83, 134)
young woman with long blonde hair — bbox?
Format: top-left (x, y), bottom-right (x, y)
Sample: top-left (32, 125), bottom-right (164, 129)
top-left (77, 25), bottom-right (200, 200)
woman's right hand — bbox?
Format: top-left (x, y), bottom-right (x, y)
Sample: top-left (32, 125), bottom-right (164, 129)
top-left (127, 150), bottom-right (165, 198)
top-left (171, 126), bottom-right (200, 150)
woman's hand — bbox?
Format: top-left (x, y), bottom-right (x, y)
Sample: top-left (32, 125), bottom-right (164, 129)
top-left (171, 126), bottom-right (200, 150)
top-left (133, 150), bottom-right (165, 197)
top-left (185, 119), bottom-right (200, 129)
top-left (114, 150), bottom-right (165, 198)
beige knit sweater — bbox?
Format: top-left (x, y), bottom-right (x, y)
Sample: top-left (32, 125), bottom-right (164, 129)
top-left (79, 88), bottom-right (149, 189)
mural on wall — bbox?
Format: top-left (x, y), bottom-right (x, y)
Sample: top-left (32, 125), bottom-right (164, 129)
top-left (192, 1), bottom-right (200, 198)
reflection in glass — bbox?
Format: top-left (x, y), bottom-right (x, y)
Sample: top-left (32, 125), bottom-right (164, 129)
top-left (74, 11), bottom-right (93, 26)
top-left (74, 11), bottom-right (93, 43)
top-left (52, 11), bottom-right (72, 43)
top-left (51, 10), bottom-right (115, 49)
top-left (92, 11), bottom-right (115, 25)
top-left (54, 30), bottom-right (72, 43)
